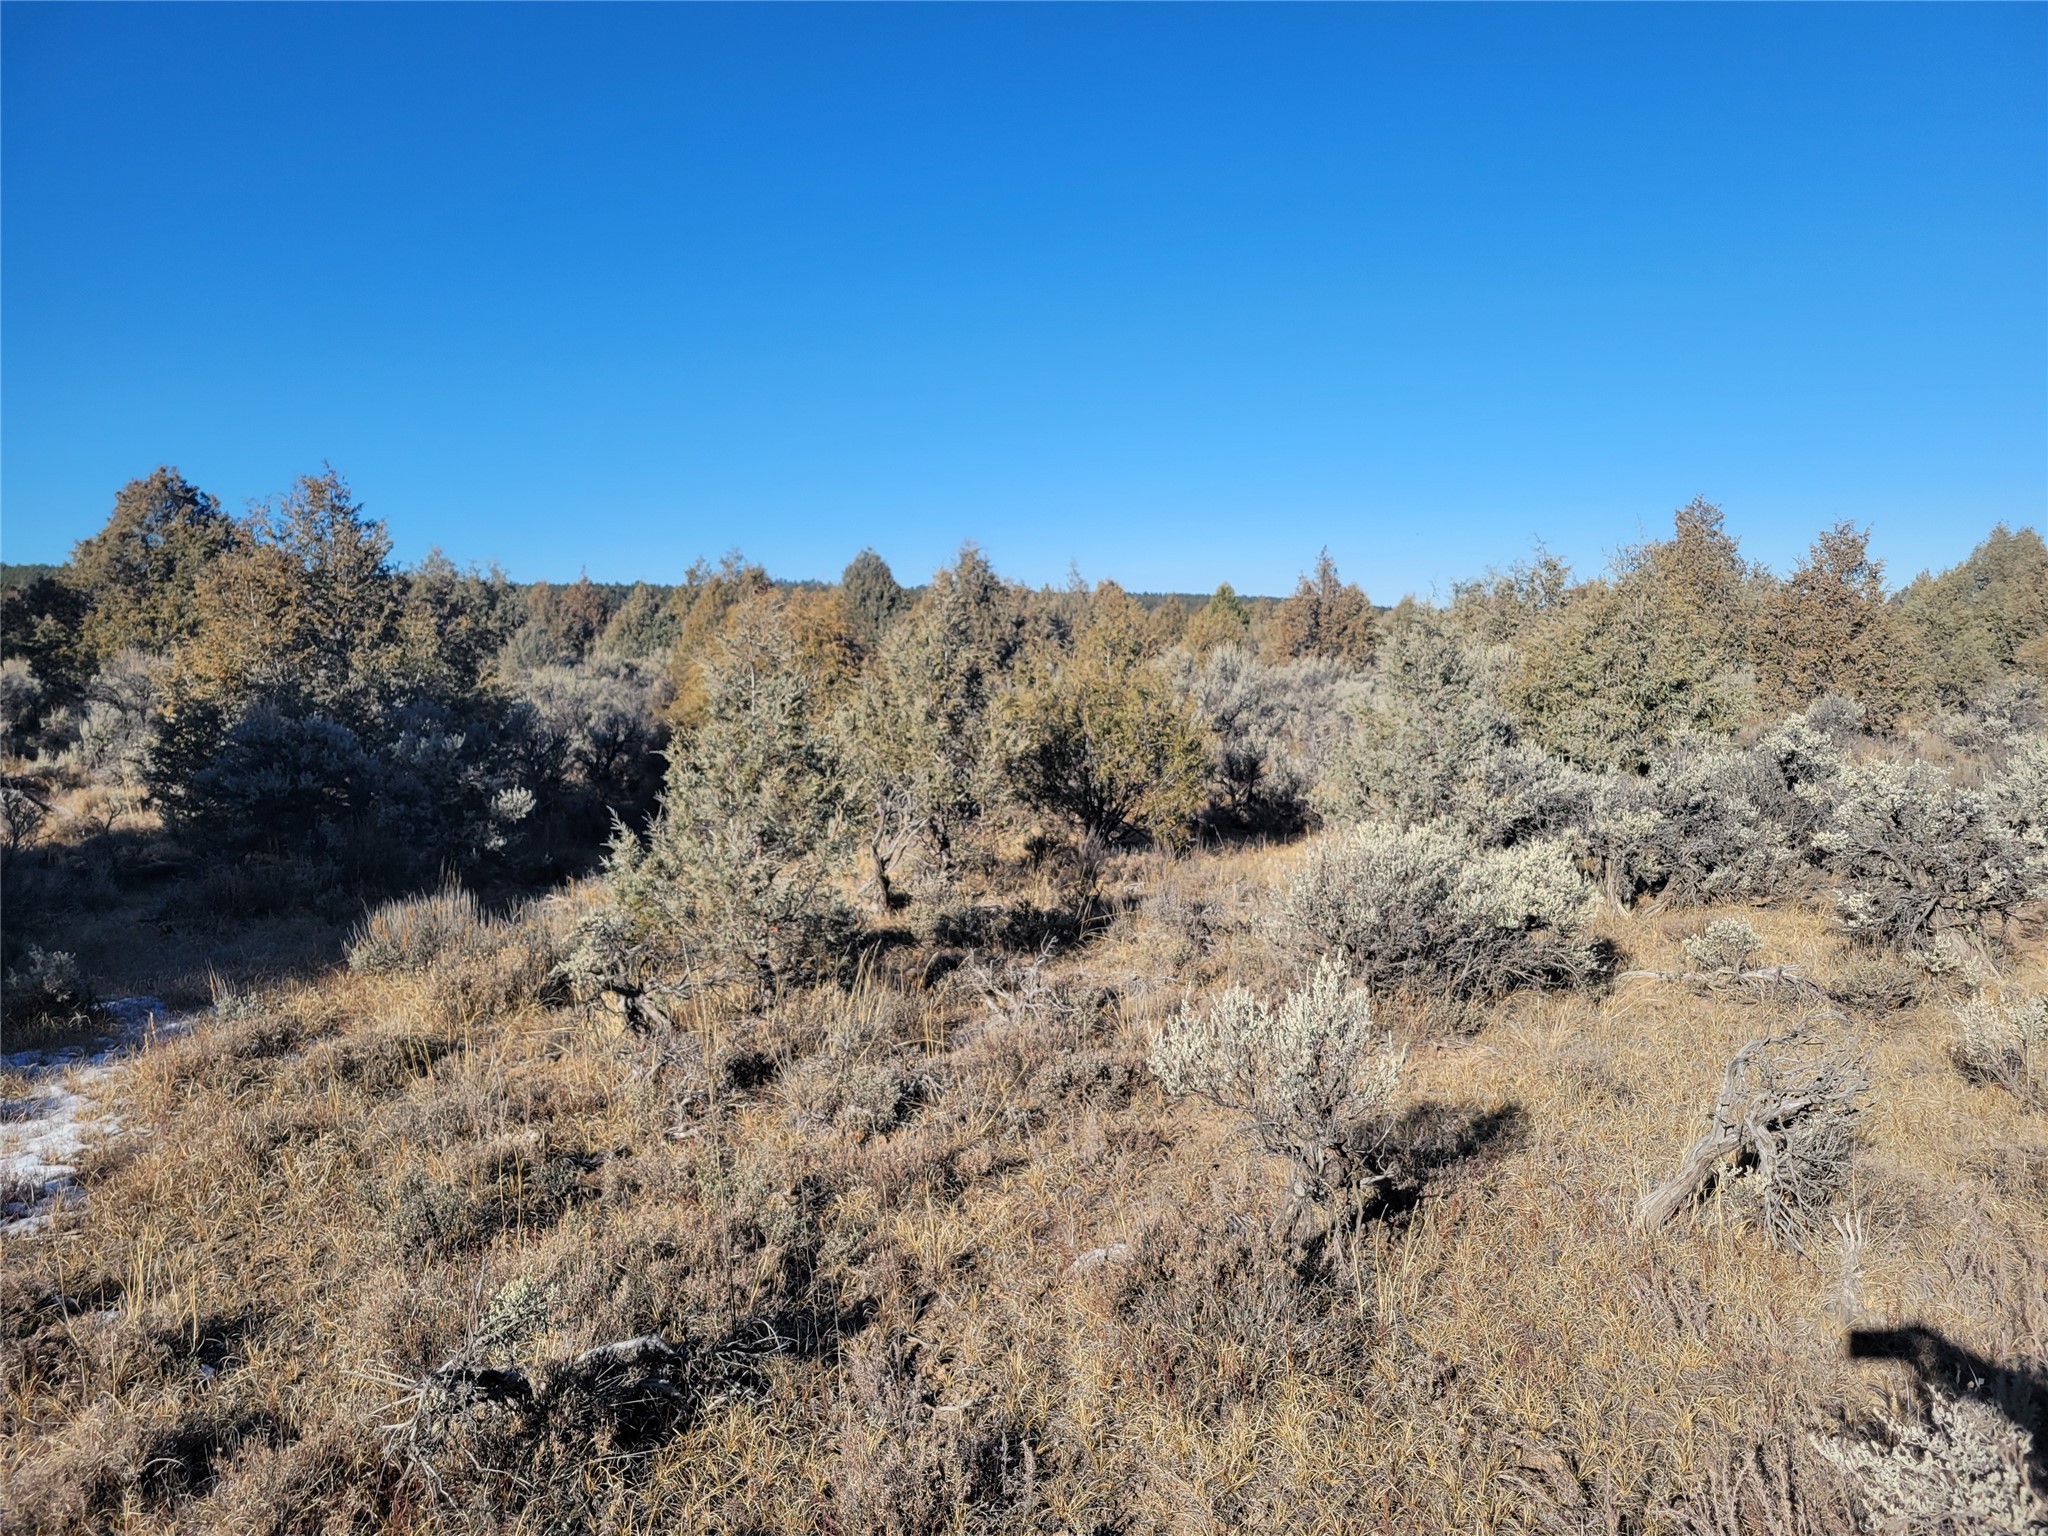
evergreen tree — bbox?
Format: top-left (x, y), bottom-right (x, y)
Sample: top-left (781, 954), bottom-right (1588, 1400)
top-left (68, 466), bottom-right (237, 658)
top-left (1263, 550), bottom-right (1375, 665)
top-left (839, 548), bottom-right (909, 653)
top-left (592, 603), bottom-right (853, 1005)
top-left (1754, 522), bottom-right (1912, 726)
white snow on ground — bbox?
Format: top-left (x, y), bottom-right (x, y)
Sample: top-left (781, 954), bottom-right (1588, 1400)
top-left (1, 997), bottom-right (191, 1235)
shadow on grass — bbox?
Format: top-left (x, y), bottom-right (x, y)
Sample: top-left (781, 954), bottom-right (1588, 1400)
top-left (1374, 1099), bottom-right (1531, 1221)
top-left (1847, 1323), bottom-right (2047, 1488)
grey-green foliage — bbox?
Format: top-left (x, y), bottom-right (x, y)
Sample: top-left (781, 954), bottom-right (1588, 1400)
top-left (1633, 705), bottom-right (1855, 907)
top-left (510, 658), bottom-right (667, 805)
top-left (1812, 1389), bottom-right (2045, 1535)
top-left (1986, 732), bottom-right (2048, 893)
top-left (1954, 991), bottom-right (2047, 1106)
top-left (839, 546), bottom-right (1023, 877)
top-left (1815, 760), bottom-right (2033, 949)
top-left (61, 652), bottom-right (166, 784)
top-left (1683, 919), bottom-right (1763, 973)
top-left (572, 606), bottom-right (854, 1005)
top-left (1, 944), bottom-right (94, 1035)
top-left (1313, 610), bottom-right (1533, 834)
top-left (595, 581), bottom-right (681, 662)
top-left (1151, 959), bottom-right (1403, 1202)
top-left (1167, 644), bottom-right (1366, 828)
top-left (0, 659), bottom-right (41, 756)
top-left (1282, 820), bottom-right (1605, 1007)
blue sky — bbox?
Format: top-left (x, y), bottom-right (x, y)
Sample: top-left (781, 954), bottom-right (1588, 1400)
top-left (4, 3), bottom-right (2043, 597)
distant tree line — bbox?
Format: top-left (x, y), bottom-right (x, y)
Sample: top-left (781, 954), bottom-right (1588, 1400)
top-left (5, 468), bottom-right (2046, 1008)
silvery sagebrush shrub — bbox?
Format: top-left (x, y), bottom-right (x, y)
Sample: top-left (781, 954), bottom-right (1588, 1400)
top-left (1280, 820), bottom-right (1606, 1007)
top-left (0, 944), bottom-right (95, 1036)
top-left (1811, 1391), bottom-right (2044, 1536)
top-left (1953, 991), bottom-right (2047, 1107)
top-left (1986, 731), bottom-right (2048, 893)
top-left (1151, 958), bottom-right (1403, 1203)
top-left (1814, 759), bottom-right (2030, 950)
top-left (1635, 704), bottom-right (1853, 908)
top-left (0, 658), bottom-right (43, 757)
top-left (1168, 644), bottom-right (1364, 829)
top-left (1683, 919), bottom-right (1763, 974)
top-left (60, 651), bottom-right (167, 785)
top-left (1312, 616), bottom-right (1519, 833)
top-left (1449, 739), bottom-right (1595, 851)
top-left (1644, 738), bottom-right (1797, 907)
top-left (1579, 773), bottom-right (1663, 908)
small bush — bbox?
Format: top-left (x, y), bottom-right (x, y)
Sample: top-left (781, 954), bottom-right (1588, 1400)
top-left (1683, 919), bottom-right (1763, 974)
top-left (1985, 732), bottom-right (2048, 894)
top-left (1953, 992), bottom-right (2047, 1107)
top-left (1, 945), bottom-right (96, 1044)
top-left (1812, 1390), bottom-right (2043, 1535)
top-left (1169, 645), bottom-right (1364, 829)
top-left (1152, 959), bottom-right (1403, 1210)
top-left (1281, 821), bottom-right (1606, 1010)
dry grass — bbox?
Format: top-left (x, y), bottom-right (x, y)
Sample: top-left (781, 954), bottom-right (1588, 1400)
top-left (2, 841), bottom-right (2042, 1534)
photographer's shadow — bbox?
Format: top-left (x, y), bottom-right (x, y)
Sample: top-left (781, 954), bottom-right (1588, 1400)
top-left (1848, 1324), bottom-right (2046, 1488)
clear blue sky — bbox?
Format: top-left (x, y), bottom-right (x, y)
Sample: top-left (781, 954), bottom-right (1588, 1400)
top-left (4, 3), bottom-right (2043, 597)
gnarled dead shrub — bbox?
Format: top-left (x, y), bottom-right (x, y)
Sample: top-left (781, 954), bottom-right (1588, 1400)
top-left (1639, 1025), bottom-right (1868, 1251)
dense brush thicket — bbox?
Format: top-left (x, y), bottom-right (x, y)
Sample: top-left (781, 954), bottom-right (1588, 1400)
top-left (7, 475), bottom-right (2048, 996)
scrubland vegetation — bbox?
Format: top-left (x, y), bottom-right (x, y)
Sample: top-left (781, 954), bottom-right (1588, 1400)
top-left (4, 472), bottom-right (2047, 1533)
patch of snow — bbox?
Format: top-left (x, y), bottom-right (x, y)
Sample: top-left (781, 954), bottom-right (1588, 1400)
top-left (1, 996), bottom-right (191, 1235)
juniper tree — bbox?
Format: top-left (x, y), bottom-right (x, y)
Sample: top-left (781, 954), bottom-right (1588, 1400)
top-left (839, 548), bottom-right (909, 654)
top-left (998, 582), bottom-right (1209, 846)
top-left (68, 466), bottom-right (238, 659)
top-left (581, 601), bottom-right (854, 1008)
top-left (1263, 550), bottom-right (1375, 666)
top-left (1754, 522), bottom-right (1913, 726)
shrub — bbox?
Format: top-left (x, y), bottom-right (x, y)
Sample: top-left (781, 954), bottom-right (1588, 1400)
top-left (567, 607), bottom-right (854, 1009)
top-left (999, 614), bottom-right (1209, 847)
top-left (0, 659), bottom-right (41, 757)
top-left (1639, 1026), bottom-right (1867, 1251)
top-left (0, 773), bottom-right (51, 854)
top-left (1642, 740), bottom-right (1797, 907)
top-left (1280, 821), bottom-right (1606, 1009)
top-left (1953, 992), bottom-right (2046, 1107)
top-left (63, 653), bottom-right (166, 785)
top-left (1, 945), bottom-right (96, 1042)
top-left (1313, 613), bottom-right (1519, 833)
top-left (1151, 959), bottom-right (1403, 1208)
top-left (1683, 919), bottom-right (1763, 974)
top-left (509, 659), bottom-right (667, 817)
top-left (1811, 1390), bottom-right (2043, 1535)
top-left (1815, 761), bottom-right (2030, 950)
top-left (1985, 732), bottom-right (2048, 894)
top-left (1170, 645), bottom-right (1365, 829)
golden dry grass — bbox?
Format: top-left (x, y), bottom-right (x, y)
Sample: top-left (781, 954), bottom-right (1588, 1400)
top-left (2, 841), bottom-right (2043, 1534)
